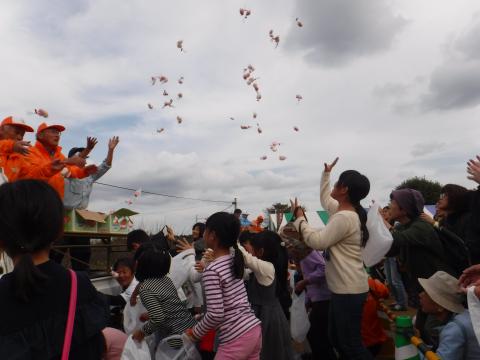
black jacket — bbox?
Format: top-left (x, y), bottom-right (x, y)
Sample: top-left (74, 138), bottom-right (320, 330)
top-left (0, 260), bottom-right (107, 360)
top-left (465, 187), bottom-right (480, 264)
top-left (386, 218), bottom-right (453, 291)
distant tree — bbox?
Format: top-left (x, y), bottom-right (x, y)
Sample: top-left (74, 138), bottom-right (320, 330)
top-left (396, 176), bottom-right (443, 205)
top-left (266, 203), bottom-right (291, 214)
top-left (265, 202), bottom-right (306, 214)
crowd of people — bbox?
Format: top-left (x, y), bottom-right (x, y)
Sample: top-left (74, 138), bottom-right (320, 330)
top-left (0, 117), bottom-right (480, 360)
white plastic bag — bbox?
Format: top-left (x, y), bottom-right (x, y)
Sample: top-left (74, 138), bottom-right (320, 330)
top-left (182, 334), bottom-right (201, 360)
top-left (290, 291), bottom-right (310, 342)
top-left (155, 334), bottom-right (201, 360)
top-left (0, 251), bottom-right (13, 278)
top-left (362, 202), bottom-right (393, 267)
top-left (169, 249), bottom-right (195, 302)
top-left (123, 300), bottom-right (157, 356)
top-left (467, 286), bottom-right (480, 345)
top-left (0, 168), bottom-right (8, 185)
top-left (121, 336), bottom-right (151, 360)
top-left (170, 249), bottom-right (195, 288)
top-left (123, 301), bottom-right (148, 335)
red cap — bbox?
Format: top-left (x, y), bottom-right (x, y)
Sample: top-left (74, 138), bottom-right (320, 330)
top-left (1, 116), bottom-right (34, 132)
top-left (37, 122), bottom-right (66, 134)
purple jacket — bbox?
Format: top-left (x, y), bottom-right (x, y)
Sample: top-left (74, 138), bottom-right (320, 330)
top-left (300, 250), bottom-right (331, 302)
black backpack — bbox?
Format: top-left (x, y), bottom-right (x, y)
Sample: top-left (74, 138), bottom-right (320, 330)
top-left (434, 226), bottom-right (471, 277)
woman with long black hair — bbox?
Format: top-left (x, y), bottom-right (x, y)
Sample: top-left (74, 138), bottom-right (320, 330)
top-left (0, 180), bottom-right (107, 360)
top-left (291, 158), bottom-right (372, 359)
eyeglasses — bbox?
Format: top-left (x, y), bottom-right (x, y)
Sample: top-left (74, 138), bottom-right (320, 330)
top-left (439, 193), bottom-right (447, 200)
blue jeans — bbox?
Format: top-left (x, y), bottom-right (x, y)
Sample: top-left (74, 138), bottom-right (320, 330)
top-left (384, 257), bottom-right (407, 308)
top-left (329, 292), bottom-right (373, 360)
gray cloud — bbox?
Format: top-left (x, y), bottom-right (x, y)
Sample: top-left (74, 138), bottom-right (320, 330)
top-left (452, 13), bottom-right (480, 61)
top-left (381, 13), bottom-right (480, 112)
top-left (419, 14), bottom-right (480, 111)
top-left (372, 82), bottom-right (411, 99)
top-left (286, 0), bottom-right (408, 66)
top-left (410, 141), bottom-right (447, 157)
top-left (419, 61), bottom-right (480, 111)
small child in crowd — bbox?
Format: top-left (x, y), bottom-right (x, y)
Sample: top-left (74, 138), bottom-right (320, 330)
top-left (132, 245), bottom-right (196, 346)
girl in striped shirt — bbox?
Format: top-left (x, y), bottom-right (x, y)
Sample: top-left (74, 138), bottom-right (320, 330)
top-left (131, 246), bottom-right (196, 346)
top-left (186, 212), bottom-right (262, 360)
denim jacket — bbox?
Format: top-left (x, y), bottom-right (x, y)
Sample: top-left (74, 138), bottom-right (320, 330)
top-left (422, 310), bottom-right (480, 360)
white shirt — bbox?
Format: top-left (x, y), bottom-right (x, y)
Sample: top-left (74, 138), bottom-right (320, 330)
top-left (120, 277), bottom-right (139, 303)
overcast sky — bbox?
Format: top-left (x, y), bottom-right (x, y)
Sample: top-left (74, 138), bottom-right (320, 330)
top-left (1, 0), bottom-right (479, 233)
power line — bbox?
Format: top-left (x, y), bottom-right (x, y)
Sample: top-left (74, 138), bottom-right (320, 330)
top-left (141, 202), bottom-right (231, 216)
top-left (94, 181), bottom-right (232, 204)
top-left (219, 204), bottom-right (234, 212)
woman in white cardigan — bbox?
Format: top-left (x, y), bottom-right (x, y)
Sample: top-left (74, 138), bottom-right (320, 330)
top-left (291, 158), bottom-right (372, 359)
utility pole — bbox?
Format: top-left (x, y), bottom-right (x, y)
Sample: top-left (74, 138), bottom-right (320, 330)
top-left (233, 197), bottom-right (237, 211)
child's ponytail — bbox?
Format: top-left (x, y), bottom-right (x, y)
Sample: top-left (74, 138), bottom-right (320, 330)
top-left (232, 242), bottom-right (245, 279)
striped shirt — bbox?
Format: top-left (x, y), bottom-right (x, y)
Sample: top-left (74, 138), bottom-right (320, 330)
top-left (192, 255), bottom-right (260, 344)
top-left (139, 276), bottom-right (196, 336)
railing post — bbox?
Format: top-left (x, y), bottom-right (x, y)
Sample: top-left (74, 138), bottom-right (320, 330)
top-left (106, 237), bottom-right (112, 273)
top-left (395, 316), bottom-right (420, 360)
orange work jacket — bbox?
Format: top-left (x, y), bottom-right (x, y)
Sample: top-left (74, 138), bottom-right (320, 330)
top-left (21, 141), bottom-right (87, 198)
top-left (0, 140), bottom-right (31, 182)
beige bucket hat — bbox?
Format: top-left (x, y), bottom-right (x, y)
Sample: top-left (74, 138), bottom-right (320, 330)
top-left (419, 271), bottom-right (465, 314)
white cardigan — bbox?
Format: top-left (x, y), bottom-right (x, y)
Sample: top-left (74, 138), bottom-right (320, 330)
top-left (294, 171), bottom-right (368, 294)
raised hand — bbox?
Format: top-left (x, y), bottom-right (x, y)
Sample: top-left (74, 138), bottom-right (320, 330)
top-left (108, 136), bottom-right (120, 151)
top-left (166, 225), bottom-right (176, 241)
top-left (324, 157), bottom-right (339, 173)
top-left (176, 237), bottom-right (193, 252)
top-left (86, 137), bottom-right (98, 151)
top-left (420, 213), bottom-right (435, 225)
top-left (459, 264), bottom-right (480, 289)
top-left (290, 197), bottom-right (305, 219)
top-left (13, 141), bottom-right (31, 155)
top-left (467, 155), bottom-right (480, 184)
top-left (203, 249), bottom-right (214, 264)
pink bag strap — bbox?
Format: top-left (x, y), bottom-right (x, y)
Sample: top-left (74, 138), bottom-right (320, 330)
top-left (61, 269), bottom-right (78, 360)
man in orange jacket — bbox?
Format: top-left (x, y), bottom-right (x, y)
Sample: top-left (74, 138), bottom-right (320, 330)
top-left (22, 122), bottom-right (97, 198)
top-left (0, 116), bottom-right (34, 182)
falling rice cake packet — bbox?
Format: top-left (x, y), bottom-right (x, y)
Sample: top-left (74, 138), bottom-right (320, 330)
top-left (34, 109), bottom-right (48, 118)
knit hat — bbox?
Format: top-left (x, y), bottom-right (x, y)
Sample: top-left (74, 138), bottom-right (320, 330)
top-left (418, 271), bottom-right (465, 314)
top-left (390, 189), bottom-right (425, 219)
